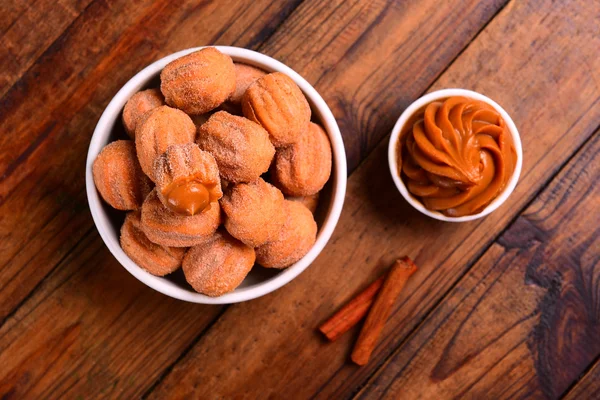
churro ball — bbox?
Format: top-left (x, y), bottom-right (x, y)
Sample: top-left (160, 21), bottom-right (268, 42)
top-left (220, 178), bottom-right (285, 247)
top-left (242, 72), bottom-right (311, 146)
top-left (153, 143), bottom-right (222, 216)
top-left (92, 140), bottom-right (152, 210)
top-left (272, 122), bottom-right (332, 196)
top-left (182, 230), bottom-right (255, 296)
top-left (135, 105), bottom-right (196, 181)
top-left (287, 192), bottom-right (320, 214)
top-left (120, 211), bottom-right (185, 276)
top-left (197, 111), bottom-right (275, 183)
top-left (230, 63), bottom-right (267, 104)
top-left (256, 200), bottom-right (317, 269)
top-left (122, 88), bottom-right (165, 138)
top-left (160, 47), bottom-right (236, 115)
top-left (141, 189), bottom-right (221, 247)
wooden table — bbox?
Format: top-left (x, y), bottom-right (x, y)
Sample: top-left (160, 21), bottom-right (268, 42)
top-left (1, 0), bottom-right (599, 398)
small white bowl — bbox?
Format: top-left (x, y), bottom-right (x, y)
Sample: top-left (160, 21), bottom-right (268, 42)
top-left (388, 88), bottom-right (522, 222)
top-left (86, 46), bottom-right (347, 304)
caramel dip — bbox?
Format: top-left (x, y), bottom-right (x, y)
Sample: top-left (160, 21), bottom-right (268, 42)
top-left (397, 96), bottom-right (517, 217)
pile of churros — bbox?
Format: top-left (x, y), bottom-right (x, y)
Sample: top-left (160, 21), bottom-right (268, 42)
top-left (93, 47), bottom-right (332, 296)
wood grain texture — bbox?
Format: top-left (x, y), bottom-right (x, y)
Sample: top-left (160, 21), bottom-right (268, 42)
top-left (0, 233), bottom-right (224, 399)
top-left (0, 0), bottom-right (302, 322)
top-left (564, 359), bottom-right (600, 399)
top-left (259, 0), bottom-right (507, 171)
top-left (0, 0), bottom-right (504, 322)
top-left (0, 0), bottom-right (511, 391)
top-left (0, 0), bottom-right (93, 98)
top-left (148, 0), bottom-right (600, 398)
top-left (1, 0), bottom-right (598, 399)
top-left (0, 0), bottom-right (302, 397)
top-left (357, 131), bottom-right (600, 400)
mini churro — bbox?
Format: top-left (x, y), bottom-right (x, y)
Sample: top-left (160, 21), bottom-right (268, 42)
top-left (92, 140), bottom-right (152, 210)
top-left (120, 211), bottom-right (185, 276)
top-left (141, 189), bottom-right (220, 247)
top-left (220, 178), bottom-right (285, 247)
top-left (183, 230), bottom-right (255, 297)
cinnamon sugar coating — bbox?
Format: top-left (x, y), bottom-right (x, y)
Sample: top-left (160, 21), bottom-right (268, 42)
top-left (242, 72), bottom-right (311, 146)
top-left (182, 230), bottom-right (255, 296)
top-left (92, 140), bottom-right (152, 210)
top-left (122, 88), bottom-right (165, 138)
top-left (141, 189), bottom-right (220, 247)
top-left (272, 122), bottom-right (332, 196)
top-left (220, 178), bottom-right (285, 247)
top-left (135, 106), bottom-right (196, 181)
top-left (160, 47), bottom-right (236, 115)
top-left (197, 111), bottom-right (275, 183)
top-left (255, 200), bottom-right (317, 269)
top-left (120, 211), bottom-right (185, 276)
top-left (230, 63), bottom-right (267, 104)
top-left (153, 143), bottom-right (222, 214)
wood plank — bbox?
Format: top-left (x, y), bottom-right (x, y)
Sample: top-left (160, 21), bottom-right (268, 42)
top-left (0, 0), bottom-right (94, 98)
top-left (357, 131), bottom-right (600, 399)
top-left (564, 359), bottom-right (600, 399)
top-left (0, 0), bottom-right (302, 322)
top-left (0, 0), bottom-right (27, 31)
top-left (259, 0), bottom-right (507, 171)
top-left (147, 0), bottom-right (600, 398)
top-left (0, 233), bottom-right (224, 399)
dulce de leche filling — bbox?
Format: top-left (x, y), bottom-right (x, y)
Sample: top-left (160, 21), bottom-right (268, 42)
top-left (398, 96), bottom-right (517, 217)
top-left (163, 179), bottom-right (220, 216)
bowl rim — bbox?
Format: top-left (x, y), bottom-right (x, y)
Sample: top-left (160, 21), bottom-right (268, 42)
top-left (86, 46), bottom-right (347, 304)
top-left (387, 88), bottom-right (523, 222)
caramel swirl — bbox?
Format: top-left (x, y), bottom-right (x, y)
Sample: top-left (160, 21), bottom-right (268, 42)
top-left (398, 96), bottom-right (517, 217)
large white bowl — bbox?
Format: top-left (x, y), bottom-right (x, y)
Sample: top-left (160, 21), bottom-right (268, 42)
top-left (86, 46), bottom-right (347, 304)
top-left (388, 88), bottom-right (522, 222)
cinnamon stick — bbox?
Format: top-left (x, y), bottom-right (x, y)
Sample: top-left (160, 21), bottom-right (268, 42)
top-left (319, 275), bottom-right (385, 341)
top-left (351, 256), bottom-right (418, 366)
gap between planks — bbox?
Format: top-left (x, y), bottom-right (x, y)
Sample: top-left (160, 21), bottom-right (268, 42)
top-left (561, 349), bottom-right (600, 398)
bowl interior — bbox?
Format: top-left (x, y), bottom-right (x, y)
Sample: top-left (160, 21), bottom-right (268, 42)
top-left (388, 88), bottom-right (523, 222)
top-left (86, 47), bottom-right (347, 304)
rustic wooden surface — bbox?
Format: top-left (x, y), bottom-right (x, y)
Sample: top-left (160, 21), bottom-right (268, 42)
top-left (357, 131), bottom-right (600, 399)
top-left (0, 0), bottom-right (598, 399)
top-left (565, 359), bottom-right (600, 400)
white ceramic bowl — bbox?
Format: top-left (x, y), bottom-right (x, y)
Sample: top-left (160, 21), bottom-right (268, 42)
top-left (86, 46), bottom-right (347, 304)
top-left (388, 88), bottom-right (522, 222)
